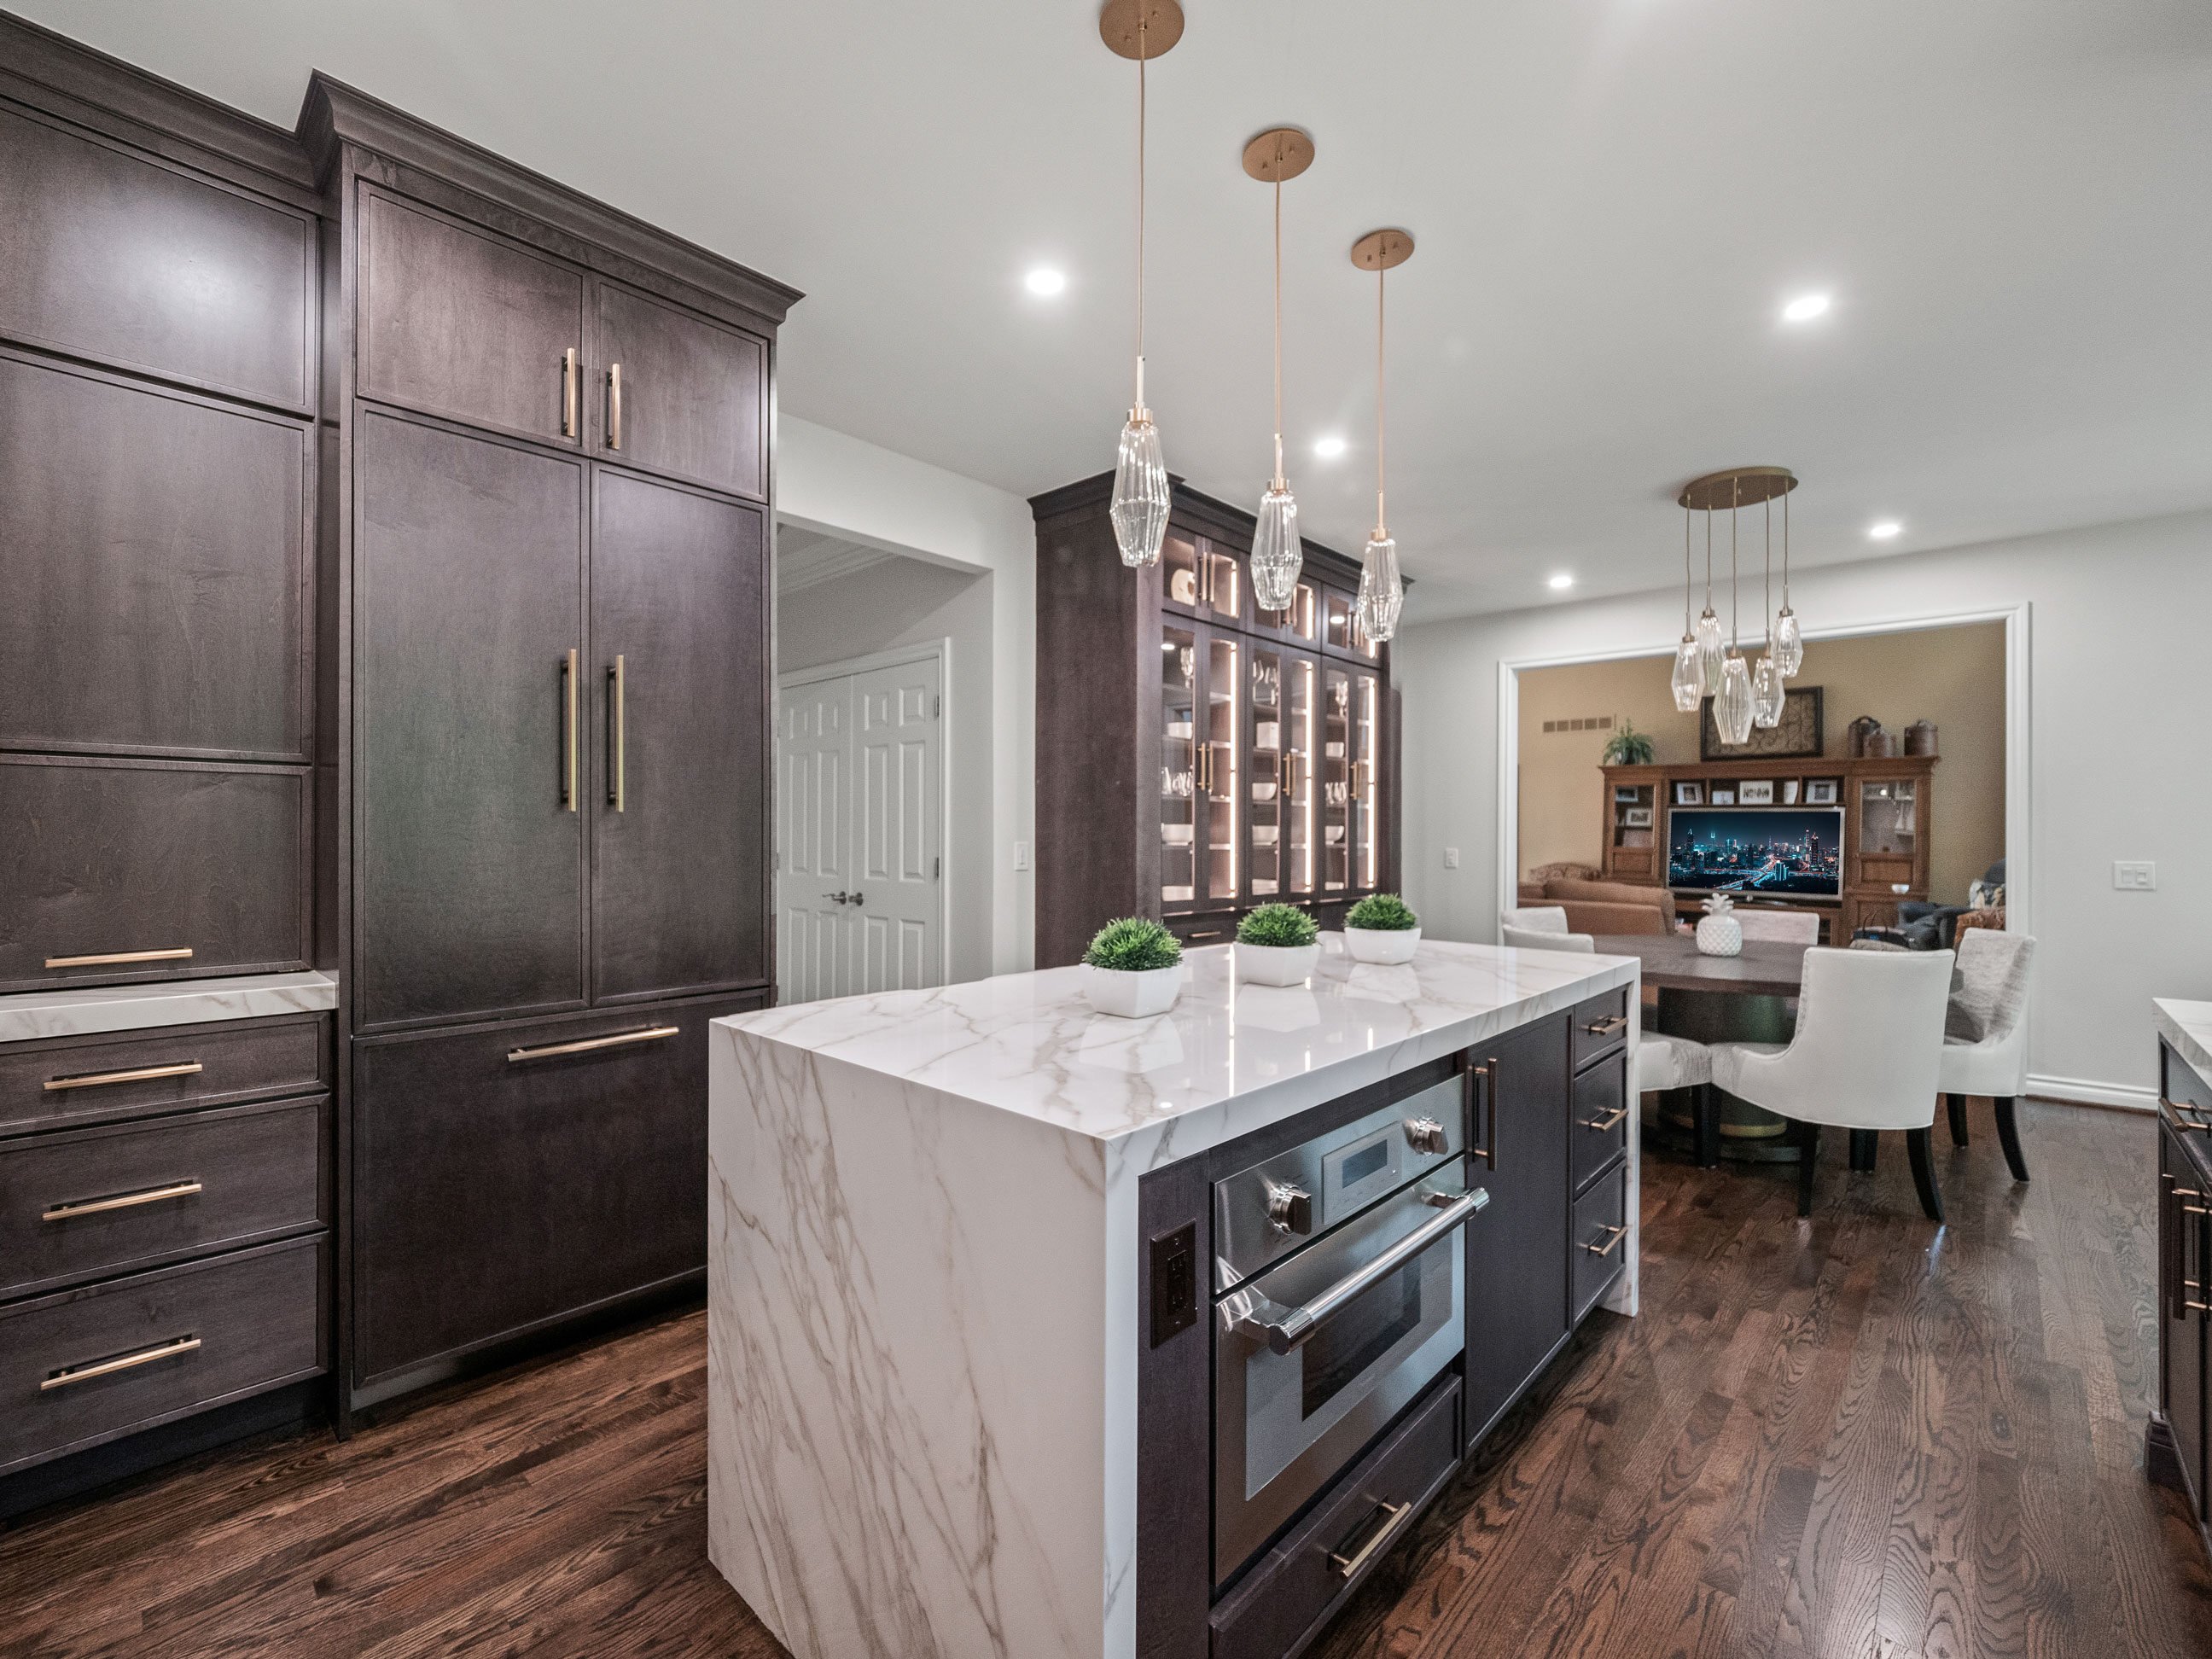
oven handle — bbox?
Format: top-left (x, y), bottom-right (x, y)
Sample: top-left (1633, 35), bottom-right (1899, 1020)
top-left (1234, 1188), bottom-right (1488, 1356)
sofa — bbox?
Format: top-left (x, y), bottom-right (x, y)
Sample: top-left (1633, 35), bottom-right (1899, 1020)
top-left (1516, 875), bottom-right (1676, 936)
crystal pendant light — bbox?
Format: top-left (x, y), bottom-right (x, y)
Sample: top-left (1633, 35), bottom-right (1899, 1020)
top-left (1713, 489), bottom-right (1757, 746)
top-left (1243, 127), bottom-right (1313, 611)
top-left (1351, 228), bottom-right (1413, 642)
top-left (1101, 1), bottom-right (1182, 568)
top-left (1773, 486), bottom-right (1805, 676)
top-left (1670, 506), bottom-right (1705, 712)
top-left (1751, 498), bottom-right (1785, 727)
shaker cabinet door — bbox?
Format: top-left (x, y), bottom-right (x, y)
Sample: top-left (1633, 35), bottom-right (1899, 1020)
top-left (353, 411), bottom-right (586, 1031)
top-left (358, 188), bottom-right (585, 445)
top-left (0, 352), bottom-right (310, 761)
top-left (590, 471), bottom-right (768, 1000)
top-left (593, 284), bottom-right (765, 499)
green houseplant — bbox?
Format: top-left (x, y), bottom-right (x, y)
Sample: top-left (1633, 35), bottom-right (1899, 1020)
top-left (1235, 904), bottom-right (1322, 986)
top-left (1600, 721), bottom-right (1656, 766)
top-left (1081, 917), bottom-right (1185, 1017)
top-left (1343, 893), bottom-right (1423, 963)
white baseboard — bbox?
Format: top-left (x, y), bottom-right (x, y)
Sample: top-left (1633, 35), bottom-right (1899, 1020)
top-left (2026, 1073), bottom-right (2159, 1112)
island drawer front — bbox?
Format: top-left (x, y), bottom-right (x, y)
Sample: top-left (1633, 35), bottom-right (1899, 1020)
top-left (2165, 1042), bottom-right (2212, 1123)
top-left (0, 1016), bottom-right (329, 1138)
top-left (1571, 987), bottom-right (1631, 1071)
top-left (1570, 1051), bottom-right (1630, 1195)
top-left (1570, 1164), bottom-right (1630, 1324)
top-left (0, 1097), bottom-right (327, 1301)
top-left (1210, 1374), bottom-right (1461, 1659)
top-left (0, 1234), bottom-right (324, 1477)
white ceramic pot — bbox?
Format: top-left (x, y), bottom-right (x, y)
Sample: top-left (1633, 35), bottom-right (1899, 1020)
top-left (1695, 914), bottom-right (1743, 958)
top-left (1342, 926), bottom-right (1421, 964)
top-left (1235, 941), bottom-right (1321, 986)
top-left (1082, 963), bottom-right (1184, 1018)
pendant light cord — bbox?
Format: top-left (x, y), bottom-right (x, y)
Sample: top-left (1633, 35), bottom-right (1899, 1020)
top-left (1374, 265), bottom-right (1386, 536)
top-left (1703, 508), bottom-right (1714, 611)
top-left (1782, 486), bottom-right (1790, 606)
top-left (1132, 18), bottom-right (1148, 416)
top-left (1684, 509), bottom-right (1693, 631)
top-left (1271, 173), bottom-right (1285, 490)
top-left (1763, 498), bottom-right (1773, 647)
top-left (1729, 480), bottom-right (1740, 649)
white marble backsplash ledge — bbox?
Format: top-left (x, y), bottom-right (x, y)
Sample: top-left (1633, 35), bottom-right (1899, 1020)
top-left (0, 970), bottom-right (338, 1044)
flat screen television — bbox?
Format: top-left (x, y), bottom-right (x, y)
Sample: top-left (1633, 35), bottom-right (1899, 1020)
top-left (1667, 806), bottom-right (1844, 898)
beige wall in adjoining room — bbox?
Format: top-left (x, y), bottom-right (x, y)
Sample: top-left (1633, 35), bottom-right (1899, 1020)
top-left (1516, 620), bottom-right (2007, 904)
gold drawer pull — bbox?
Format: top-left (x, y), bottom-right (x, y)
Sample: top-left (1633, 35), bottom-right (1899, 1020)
top-left (44, 1061), bottom-right (204, 1093)
top-left (42, 1334), bottom-right (201, 1391)
top-left (44, 947), bottom-right (194, 969)
top-left (1580, 1103), bottom-right (1632, 1133)
top-left (1327, 1499), bottom-right (1412, 1580)
top-left (43, 1180), bottom-right (203, 1222)
top-left (1584, 1223), bottom-right (1629, 1257)
top-left (1583, 1014), bottom-right (1628, 1037)
top-left (508, 1025), bottom-right (678, 1063)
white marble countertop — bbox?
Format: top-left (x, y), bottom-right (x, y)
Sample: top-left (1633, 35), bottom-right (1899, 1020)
top-left (0, 970), bottom-right (338, 1045)
top-left (2153, 998), bottom-right (2212, 1088)
top-left (718, 937), bottom-right (1638, 1153)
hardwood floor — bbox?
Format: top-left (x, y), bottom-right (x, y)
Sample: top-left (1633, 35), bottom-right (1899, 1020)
top-left (3, 1098), bottom-right (2209, 1657)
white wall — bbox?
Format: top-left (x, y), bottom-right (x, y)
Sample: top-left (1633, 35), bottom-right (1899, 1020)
top-left (1396, 509), bottom-right (2212, 1104)
top-left (778, 556), bottom-right (996, 985)
top-left (778, 416), bottom-right (1036, 975)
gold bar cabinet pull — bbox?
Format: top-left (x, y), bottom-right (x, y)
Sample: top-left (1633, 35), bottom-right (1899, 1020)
top-left (561, 346), bottom-right (579, 438)
top-left (507, 1024), bottom-right (678, 1063)
top-left (608, 655), bottom-right (626, 811)
top-left (562, 649), bottom-right (579, 811)
top-left (1580, 1103), bottom-right (1632, 1133)
top-left (43, 1335), bottom-right (200, 1391)
top-left (1585, 1223), bottom-right (1630, 1258)
top-left (44, 1180), bottom-right (203, 1222)
top-left (607, 362), bottom-right (623, 450)
top-left (1584, 1014), bottom-right (1629, 1037)
top-left (44, 1060), bottom-right (203, 1093)
top-left (44, 946), bottom-right (193, 970)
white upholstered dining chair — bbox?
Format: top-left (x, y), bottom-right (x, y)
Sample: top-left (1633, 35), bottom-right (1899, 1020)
top-left (1501, 907), bottom-right (1594, 952)
top-left (1708, 946), bottom-right (1956, 1220)
top-left (1938, 929), bottom-right (2035, 1182)
top-left (1734, 910), bottom-right (1820, 945)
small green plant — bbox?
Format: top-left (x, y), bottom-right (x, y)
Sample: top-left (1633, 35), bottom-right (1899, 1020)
top-left (1084, 916), bottom-right (1183, 973)
top-left (1347, 893), bottom-right (1419, 932)
top-left (1237, 904), bottom-right (1319, 948)
top-left (1600, 720), bottom-right (1656, 765)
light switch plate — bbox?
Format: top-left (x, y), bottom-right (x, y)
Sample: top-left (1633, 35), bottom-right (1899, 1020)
top-left (2114, 860), bottom-right (2156, 891)
top-left (1013, 840), bottom-right (1031, 872)
top-left (1443, 847), bottom-right (1461, 869)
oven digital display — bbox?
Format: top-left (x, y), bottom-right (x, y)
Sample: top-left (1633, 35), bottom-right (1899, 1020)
top-left (1340, 1138), bottom-right (1390, 1190)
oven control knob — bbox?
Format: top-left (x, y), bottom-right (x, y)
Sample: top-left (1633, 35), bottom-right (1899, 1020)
top-left (1406, 1116), bottom-right (1449, 1155)
top-left (1265, 1181), bottom-right (1313, 1236)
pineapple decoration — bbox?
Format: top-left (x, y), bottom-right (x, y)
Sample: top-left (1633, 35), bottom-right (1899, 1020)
top-left (1695, 892), bottom-right (1743, 958)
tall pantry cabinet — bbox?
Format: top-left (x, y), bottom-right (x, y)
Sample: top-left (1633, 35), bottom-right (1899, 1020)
top-left (303, 80), bottom-right (798, 1400)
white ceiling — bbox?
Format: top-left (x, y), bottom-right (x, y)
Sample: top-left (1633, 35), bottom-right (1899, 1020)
top-left (26, 0), bottom-right (2209, 619)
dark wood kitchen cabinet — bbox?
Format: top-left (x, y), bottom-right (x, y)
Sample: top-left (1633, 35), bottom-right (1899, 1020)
top-left (2152, 1040), bottom-right (2212, 1564)
top-left (593, 283), bottom-right (767, 498)
top-left (352, 410), bottom-right (587, 1033)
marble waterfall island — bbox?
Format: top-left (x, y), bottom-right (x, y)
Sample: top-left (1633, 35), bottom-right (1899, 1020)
top-left (707, 938), bottom-right (1640, 1659)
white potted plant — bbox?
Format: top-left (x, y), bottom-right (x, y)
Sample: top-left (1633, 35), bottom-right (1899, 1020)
top-left (1695, 891), bottom-right (1743, 958)
top-left (1236, 904), bottom-right (1322, 986)
top-left (1342, 893), bottom-right (1422, 964)
top-left (1080, 917), bottom-right (1185, 1018)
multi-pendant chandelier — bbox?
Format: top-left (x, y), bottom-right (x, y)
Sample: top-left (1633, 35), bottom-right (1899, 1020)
top-left (1674, 466), bottom-right (1804, 745)
top-left (1100, 0), bottom-right (1181, 568)
top-left (1351, 228), bottom-right (1412, 641)
top-left (1242, 125), bottom-right (1314, 612)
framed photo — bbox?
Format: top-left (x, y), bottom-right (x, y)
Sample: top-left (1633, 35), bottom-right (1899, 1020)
top-left (1674, 781), bottom-right (1704, 806)
top-left (1781, 779), bottom-right (1801, 804)
top-left (1700, 684), bottom-right (1825, 760)
top-left (1613, 785), bottom-right (1641, 804)
top-left (1805, 778), bottom-right (1839, 806)
top-left (1711, 787), bottom-right (1737, 806)
top-left (1624, 807), bottom-right (1652, 828)
top-left (1738, 780), bottom-right (1775, 806)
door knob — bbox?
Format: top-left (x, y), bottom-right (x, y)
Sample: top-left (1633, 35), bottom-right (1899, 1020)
top-left (847, 890), bottom-right (864, 907)
top-left (826, 890), bottom-right (851, 905)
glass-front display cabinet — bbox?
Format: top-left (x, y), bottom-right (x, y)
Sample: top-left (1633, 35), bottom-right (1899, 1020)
top-left (1161, 532), bottom-right (1244, 628)
top-left (1319, 666), bottom-right (1382, 898)
top-left (1159, 622), bottom-right (1243, 917)
top-left (1854, 776), bottom-right (1918, 890)
top-left (1321, 587), bottom-right (1382, 663)
top-left (1247, 644), bottom-right (1318, 904)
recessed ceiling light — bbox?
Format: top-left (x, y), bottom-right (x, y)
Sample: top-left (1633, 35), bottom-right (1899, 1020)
top-left (1782, 292), bottom-right (1831, 323)
top-left (1313, 434), bottom-right (1348, 459)
top-left (1548, 573), bottom-right (1575, 591)
top-left (1024, 266), bottom-right (1067, 297)
top-left (1867, 520), bottom-right (1901, 540)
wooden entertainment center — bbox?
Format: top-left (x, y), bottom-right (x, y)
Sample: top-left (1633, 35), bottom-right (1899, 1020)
top-left (1598, 754), bottom-right (1938, 941)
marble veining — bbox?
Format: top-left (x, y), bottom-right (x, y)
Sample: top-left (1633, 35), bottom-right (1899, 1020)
top-left (709, 940), bottom-right (1639, 1659)
top-left (2153, 998), bottom-right (2212, 1090)
top-left (0, 970), bottom-right (338, 1045)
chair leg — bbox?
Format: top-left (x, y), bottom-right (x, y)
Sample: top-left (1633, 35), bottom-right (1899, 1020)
top-left (1797, 1123), bottom-right (1820, 1216)
top-left (1848, 1128), bottom-right (1878, 1173)
top-left (1946, 1091), bottom-right (1970, 1147)
top-left (1694, 1084), bottom-right (1719, 1169)
top-left (1906, 1127), bottom-right (1946, 1223)
top-left (1994, 1096), bottom-right (2030, 1183)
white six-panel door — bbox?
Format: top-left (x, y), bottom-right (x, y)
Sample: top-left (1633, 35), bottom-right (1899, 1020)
top-left (776, 650), bottom-right (943, 1002)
